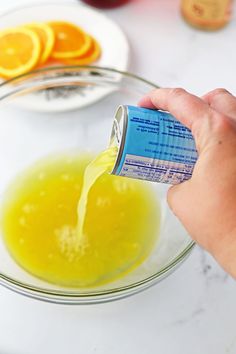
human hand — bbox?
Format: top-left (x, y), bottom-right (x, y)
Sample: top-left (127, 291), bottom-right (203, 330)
top-left (139, 88), bottom-right (236, 278)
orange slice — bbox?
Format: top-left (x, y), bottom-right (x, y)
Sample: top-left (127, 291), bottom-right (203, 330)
top-left (62, 37), bottom-right (101, 65)
top-left (48, 21), bottom-right (91, 59)
top-left (25, 22), bottom-right (55, 64)
top-left (41, 57), bottom-right (61, 67)
top-left (0, 27), bottom-right (41, 78)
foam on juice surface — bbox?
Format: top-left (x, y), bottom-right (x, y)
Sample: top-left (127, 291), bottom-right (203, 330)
top-left (1, 152), bottom-right (160, 287)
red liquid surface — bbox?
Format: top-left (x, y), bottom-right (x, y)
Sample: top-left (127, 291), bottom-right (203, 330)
top-left (81, 0), bottom-right (130, 8)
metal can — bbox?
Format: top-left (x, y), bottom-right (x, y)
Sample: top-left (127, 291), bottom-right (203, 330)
top-left (110, 105), bottom-right (198, 185)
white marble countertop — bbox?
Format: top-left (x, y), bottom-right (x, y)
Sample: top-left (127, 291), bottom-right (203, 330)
top-left (0, 0), bottom-right (236, 353)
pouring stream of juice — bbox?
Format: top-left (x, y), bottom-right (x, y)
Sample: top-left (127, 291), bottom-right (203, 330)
top-left (77, 146), bottom-right (117, 240)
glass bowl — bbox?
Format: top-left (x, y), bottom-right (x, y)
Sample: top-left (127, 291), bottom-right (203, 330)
top-left (0, 66), bottom-right (194, 304)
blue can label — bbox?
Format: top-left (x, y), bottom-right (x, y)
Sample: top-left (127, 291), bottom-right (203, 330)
top-left (111, 105), bottom-right (198, 184)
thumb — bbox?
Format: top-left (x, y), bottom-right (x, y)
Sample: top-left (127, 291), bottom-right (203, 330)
top-left (167, 181), bottom-right (192, 222)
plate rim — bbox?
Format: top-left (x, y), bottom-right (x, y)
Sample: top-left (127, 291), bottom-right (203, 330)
top-left (0, 1), bottom-right (130, 111)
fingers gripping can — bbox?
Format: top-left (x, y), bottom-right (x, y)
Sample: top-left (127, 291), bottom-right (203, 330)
top-left (110, 105), bottom-right (198, 185)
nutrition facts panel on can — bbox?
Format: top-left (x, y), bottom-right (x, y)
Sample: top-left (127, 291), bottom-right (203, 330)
top-left (119, 154), bottom-right (194, 184)
top-left (114, 106), bottom-right (198, 184)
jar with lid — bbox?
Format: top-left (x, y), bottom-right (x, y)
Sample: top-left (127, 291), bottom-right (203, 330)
top-left (181, 0), bottom-right (232, 30)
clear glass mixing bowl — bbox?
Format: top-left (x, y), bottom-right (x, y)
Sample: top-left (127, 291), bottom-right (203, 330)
top-left (0, 66), bottom-right (194, 304)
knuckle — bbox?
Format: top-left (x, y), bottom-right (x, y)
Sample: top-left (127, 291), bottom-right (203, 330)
top-left (170, 88), bottom-right (186, 97)
top-left (213, 112), bottom-right (233, 133)
top-left (210, 88), bottom-right (231, 97)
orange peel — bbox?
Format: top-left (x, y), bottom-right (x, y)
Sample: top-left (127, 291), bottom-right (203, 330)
top-left (0, 27), bottom-right (41, 78)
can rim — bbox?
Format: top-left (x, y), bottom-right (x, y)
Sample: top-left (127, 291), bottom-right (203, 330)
top-left (110, 105), bottom-right (128, 175)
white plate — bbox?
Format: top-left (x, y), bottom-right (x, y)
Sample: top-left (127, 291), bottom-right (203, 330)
top-left (0, 2), bottom-right (130, 112)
